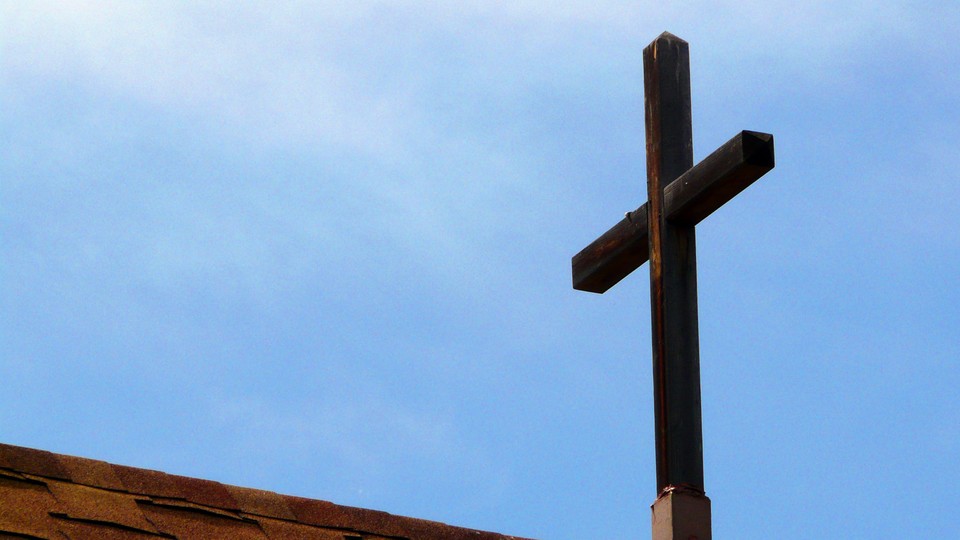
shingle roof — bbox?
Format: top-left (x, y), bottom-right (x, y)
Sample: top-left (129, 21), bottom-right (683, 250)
top-left (0, 442), bottom-right (532, 540)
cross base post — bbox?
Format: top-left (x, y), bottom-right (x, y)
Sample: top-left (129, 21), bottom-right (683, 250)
top-left (651, 489), bottom-right (712, 540)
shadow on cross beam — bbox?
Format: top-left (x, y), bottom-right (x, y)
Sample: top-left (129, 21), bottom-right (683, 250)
top-left (571, 130), bottom-right (774, 294)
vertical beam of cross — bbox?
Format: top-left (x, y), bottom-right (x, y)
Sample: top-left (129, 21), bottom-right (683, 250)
top-left (644, 33), bottom-right (704, 495)
top-left (571, 33), bottom-right (776, 532)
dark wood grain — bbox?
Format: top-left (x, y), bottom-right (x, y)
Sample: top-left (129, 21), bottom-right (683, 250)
top-left (571, 130), bottom-right (774, 293)
top-left (666, 130), bottom-right (774, 225)
top-left (570, 33), bottom-right (776, 512)
top-left (644, 31), bottom-right (704, 495)
top-left (571, 204), bottom-right (649, 294)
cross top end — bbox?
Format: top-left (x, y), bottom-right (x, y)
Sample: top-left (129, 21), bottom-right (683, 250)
top-left (653, 31), bottom-right (687, 46)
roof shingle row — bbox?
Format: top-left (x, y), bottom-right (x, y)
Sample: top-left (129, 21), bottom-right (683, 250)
top-left (0, 442), bottom-right (531, 540)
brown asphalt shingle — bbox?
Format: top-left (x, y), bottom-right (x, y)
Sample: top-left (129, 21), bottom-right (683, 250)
top-left (0, 442), bottom-right (533, 540)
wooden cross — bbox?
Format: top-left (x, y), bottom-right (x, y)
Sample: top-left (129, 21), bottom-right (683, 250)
top-left (572, 32), bottom-right (775, 502)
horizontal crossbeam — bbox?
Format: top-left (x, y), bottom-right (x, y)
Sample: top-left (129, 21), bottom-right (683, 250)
top-left (571, 130), bottom-right (774, 293)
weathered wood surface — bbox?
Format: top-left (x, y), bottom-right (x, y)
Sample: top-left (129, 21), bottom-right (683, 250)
top-left (644, 32), bottom-right (704, 495)
top-left (570, 30), bottom-right (777, 507)
top-left (571, 205), bottom-right (651, 294)
top-left (571, 130), bottom-right (774, 293)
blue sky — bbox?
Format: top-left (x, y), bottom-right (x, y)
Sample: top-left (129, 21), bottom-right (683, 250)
top-left (2, 2), bottom-right (958, 538)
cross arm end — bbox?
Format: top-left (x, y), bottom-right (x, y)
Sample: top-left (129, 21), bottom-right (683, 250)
top-left (571, 204), bottom-right (650, 294)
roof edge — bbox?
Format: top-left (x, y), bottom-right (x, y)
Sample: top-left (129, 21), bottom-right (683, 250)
top-left (0, 442), bottom-right (534, 540)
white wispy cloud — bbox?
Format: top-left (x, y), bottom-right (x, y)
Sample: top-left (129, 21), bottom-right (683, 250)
top-left (3, 1), bottom-right (931, 154)
top-left (2, 1), bottom-right (951, 303)
top-left (2, 2), bottom-right (415, 156)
